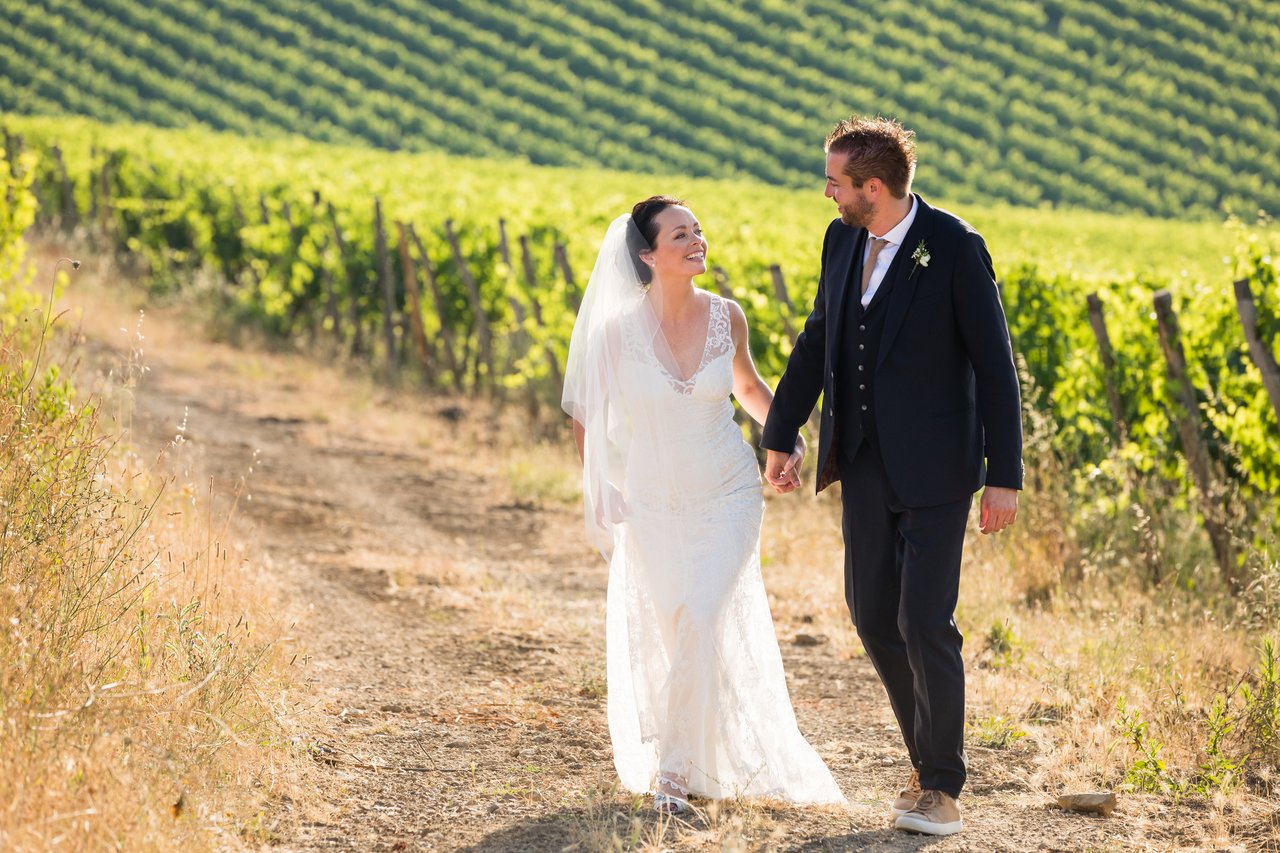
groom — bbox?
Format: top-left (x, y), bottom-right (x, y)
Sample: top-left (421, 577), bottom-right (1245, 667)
top-left (762, 116), bottom-right (1023, 836)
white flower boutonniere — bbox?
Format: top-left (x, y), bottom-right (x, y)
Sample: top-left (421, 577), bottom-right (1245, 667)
top-left (910, 239), bottom-right (931, 278)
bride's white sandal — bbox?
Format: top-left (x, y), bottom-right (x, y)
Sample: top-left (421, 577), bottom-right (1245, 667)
top-left (653, 774), bottom-right (691, 814)
top-left (653, 791), bottom-right (690, 814)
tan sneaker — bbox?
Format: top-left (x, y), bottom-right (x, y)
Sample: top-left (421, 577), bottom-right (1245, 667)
top-left (894, 789), bottom-right (963, 836)
top-left (890, 768), bottom-right (921, 817)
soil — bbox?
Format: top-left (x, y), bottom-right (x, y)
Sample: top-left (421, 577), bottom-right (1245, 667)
top-left (66, 276), bottom-right (1265, 852)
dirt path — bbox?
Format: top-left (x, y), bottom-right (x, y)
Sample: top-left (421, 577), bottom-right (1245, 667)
top-left (74, 284), bottom-right (1182, 851)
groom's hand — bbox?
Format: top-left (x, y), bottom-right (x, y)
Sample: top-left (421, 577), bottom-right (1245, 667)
top-left (765, 449), bottom-right (801, 494)
top-left (979, 486), bottom-right (1018, 534)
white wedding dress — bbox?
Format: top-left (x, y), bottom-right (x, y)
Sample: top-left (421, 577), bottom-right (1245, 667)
top-left (604, 292), bottom-right (845, 804)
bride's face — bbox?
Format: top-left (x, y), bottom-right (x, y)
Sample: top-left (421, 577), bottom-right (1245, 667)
top-left (641, 206), bottom-right (708, 282)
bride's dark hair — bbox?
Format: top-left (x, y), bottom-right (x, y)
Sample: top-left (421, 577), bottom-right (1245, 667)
top-left (629, 195), bottom-right (685, 285)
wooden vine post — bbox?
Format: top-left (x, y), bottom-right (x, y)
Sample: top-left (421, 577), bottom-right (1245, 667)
top-left (97, 154), bottom-right (114, 240)
top-left (553, 242), bottom-right (581, 311)
top-left (279, 199), bottom-right (310, 338)
top-left (1234, 277), bottom-right (1280, 429)
top-left (444, 219), bottom-right (495, 392)
top-left (307, 193), bottom-right (341, 342)
top-left (88, 145), bottom-right (99, 222)
top-left (498, 219), bottom-right (540, 417)
top-left (316, 233), bottom-right (341, 344)
top-left (497, 219), bottom-right (513, 270)
top-left (712, 266), bottom-right (735, 301)
top-left (3, 131), bottom-right (22, 215)
top-left (1089, 292), bottom-right (1160, 584)
top-left (1152, 289), bottom-right (1237, 587)
top-left (407, 224), bottom-right (462, 387)
top-left (518, 234), bottom-right (564, 390)
top-left (769, 264), bottom-right (798, 340)
top-left (1, 129), bottom-right (19, 172)
top-left (49, 144), bottom-right (77, 229)
top-left (326, 202), bottom-right (364, 357)
top-left (497, 221), bottom-right (533, 345)
top-left (223, 194), bottom-right (251, 305)
top-left (1085, 293), bottom-right (1129, 443)
top-left (394, 221), bottom-right (433, 382)
top-left (373, 198), bottom-right (398, 380)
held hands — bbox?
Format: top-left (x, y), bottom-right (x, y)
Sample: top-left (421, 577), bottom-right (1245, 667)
top-left (764, 436), bottom-right (806, 494)
top-left (979, 486), bottom-right (1018, 534)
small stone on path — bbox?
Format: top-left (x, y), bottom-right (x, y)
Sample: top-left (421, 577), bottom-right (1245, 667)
top-left (1056, 791), bottom-right (1117, 816)
top-left (793, 632), bottom-right (828, 646)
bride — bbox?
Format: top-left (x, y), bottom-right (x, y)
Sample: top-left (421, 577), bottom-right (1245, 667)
top-left (562, 196), bottom-right (845, 813)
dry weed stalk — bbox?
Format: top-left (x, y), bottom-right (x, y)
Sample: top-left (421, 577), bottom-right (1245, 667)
top-left (0, 261), bottom-right (296, 850)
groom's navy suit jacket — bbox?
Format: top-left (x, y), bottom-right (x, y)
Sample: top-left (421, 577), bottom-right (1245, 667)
top-left (762, 195), bottom-right (1023, 506)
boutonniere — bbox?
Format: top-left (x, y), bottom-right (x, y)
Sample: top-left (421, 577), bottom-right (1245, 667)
top-left (910, 239), bottom-right (931, 278)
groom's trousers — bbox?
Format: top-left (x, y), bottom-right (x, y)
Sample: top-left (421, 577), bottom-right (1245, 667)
top-left (838, 439), bottom-right (971, 798)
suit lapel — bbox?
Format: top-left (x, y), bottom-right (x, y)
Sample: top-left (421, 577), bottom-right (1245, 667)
top-left (876, 194), bottom-right (934, 369)
top-left (828, 226), bottom-right (866, 362)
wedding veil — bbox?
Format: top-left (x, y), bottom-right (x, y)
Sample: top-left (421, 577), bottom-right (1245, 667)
top-left (561, 214), bottom-right (665, 556)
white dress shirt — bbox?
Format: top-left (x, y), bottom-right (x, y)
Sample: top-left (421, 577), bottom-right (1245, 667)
top-left (860, 195), bottom-right (918, 307)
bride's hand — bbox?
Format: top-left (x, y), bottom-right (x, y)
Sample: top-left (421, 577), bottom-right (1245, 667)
top-left (786, 437), bottom-right (805, 489)
top-left (594, 483), bottom-right (628, 526)
top-left (765, 443), bottom-right (804, 493)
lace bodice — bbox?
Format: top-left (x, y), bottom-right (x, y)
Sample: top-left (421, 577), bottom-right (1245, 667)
top-left (621, 293), bottom-right (734, 396)
top-left (614, 293), bottom-right (758, 510)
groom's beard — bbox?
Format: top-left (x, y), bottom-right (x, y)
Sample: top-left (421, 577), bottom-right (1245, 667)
top-left (839, 195), bottom-right (874, 229)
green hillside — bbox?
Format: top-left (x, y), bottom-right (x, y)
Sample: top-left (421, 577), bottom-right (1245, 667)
top-left (1, 0), bottom-right (1277, 220)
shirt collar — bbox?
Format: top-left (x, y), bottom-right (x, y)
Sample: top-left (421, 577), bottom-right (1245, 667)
top-left (870, 194), bottom-right (917, 247)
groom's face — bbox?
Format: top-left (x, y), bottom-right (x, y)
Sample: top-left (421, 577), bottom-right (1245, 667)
top-left (825, 152), bottom-right (874, 229)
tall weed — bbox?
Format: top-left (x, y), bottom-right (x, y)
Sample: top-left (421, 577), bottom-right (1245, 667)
top-left (1, 149), bottom-right (293, 850)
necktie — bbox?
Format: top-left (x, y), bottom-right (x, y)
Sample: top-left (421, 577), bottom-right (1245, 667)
top-left (861, 237), bottom-right (890, 297)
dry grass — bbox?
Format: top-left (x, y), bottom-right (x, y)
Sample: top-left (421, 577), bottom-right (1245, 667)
top-left (956, 473), bottom-right (1280, 846)
top-left (0, 246), bottom-right (300, 850)
top-left (753, 445), bottom-right (1280, 847)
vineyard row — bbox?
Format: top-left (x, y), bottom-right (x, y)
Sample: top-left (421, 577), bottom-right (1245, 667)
top-left (1, 0), bottom-right (1277, 218)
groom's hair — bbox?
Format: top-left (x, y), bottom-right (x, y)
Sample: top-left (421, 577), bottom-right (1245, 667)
top-left (825, 116), bottom-right (917, 198)
top-left (629, 195), bottom-right (685, 285)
